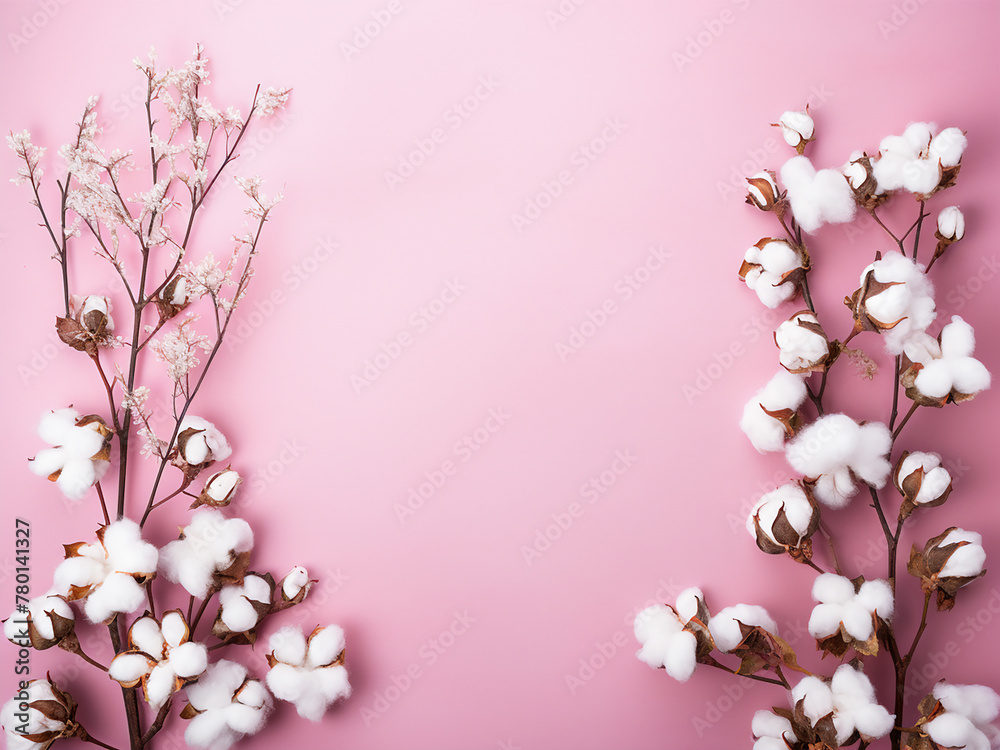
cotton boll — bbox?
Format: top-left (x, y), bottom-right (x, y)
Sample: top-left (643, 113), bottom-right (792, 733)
top-left (633, 605), bottom-right (697, 681)
top-left (145, 663), bottom-right (178, 709)
top-left (747, 483), bottom-right (817, 550)
top-left (708, 604), bottom-right (777, 652)
top-left (160, 510), bottom-right (254, 598)
top-left (872, 152), bottom-right (910, 193)
top-left (219, 576), bottom-right (270, 633)
top-left (307, 626), bottom-right (347, 668)
top-left (110, 653), bottom-right (154, 684)
top-left (674, 588), bottom-right (704, 624)
top-left (751, 710), bottom-right (795, 749)
top-left (780, 155), bottom-right (856, 234)
top-left (901, 158), bottom-right (941, 195)
top-left (83, 572), bottom-right (145, 623)
top-left (775, 312), bottom-right (830, 372)
top-left (894, 451), bottom-right (952, 509)
top-left (740, 370), bottom-right (807, 453)
top-left (777, 110), bottom-right (814, 148)
top-left (178, 416), bottom-right (232, 465)
top-left (812, 573), bottom-right (855, 604)
top-left (929, 127), bottom-right (967, 167)
top-left (131, 616), bottom-right (166, 657)
top-left (38, 408), bottom-right (79, 444)
top-left (281, 566), bottom-right (311, 601)
top-left (270, 626), bottom-right (308, 667)
top-left (28, 447), bottom-right (68, 478)
top-left (934, 683), bottom-right (1000, 726)
top-left (741, 239), bottom-right (803, 308)
top-left (170, 642), bottom-right (208, 679)
top-left (792, 675), bottom-right (835, 724)
top-left (938, 529), bottom-right (986, 578)
top-left (858, 251), bottom-right (936, 355)
top-left (55, 459), bottom-right (98, 501)
top-left (937, 206), bottom-right (965, 241)
top-left (902, 122), bottom-right (936, 155)
top-left (925, 713), bottom-right (983, 750)
top-left (856, 580), bottom-right (894, 620)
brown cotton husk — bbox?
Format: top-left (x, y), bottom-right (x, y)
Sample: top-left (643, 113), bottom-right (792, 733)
top-left (846, 270), bottom-right (907, 334)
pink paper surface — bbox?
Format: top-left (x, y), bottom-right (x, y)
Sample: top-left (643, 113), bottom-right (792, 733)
top-left (1, 1), bottom-right (999, 748)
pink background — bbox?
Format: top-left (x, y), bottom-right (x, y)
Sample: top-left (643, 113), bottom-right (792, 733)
top-left (2, 1), bottom-right (1000, 748)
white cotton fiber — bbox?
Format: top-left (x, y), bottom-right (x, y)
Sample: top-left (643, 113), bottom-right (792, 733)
top-left (860, 252), bottom-right (936, 355)
top-left (30, 407), bottom-right (112, 501)
top-left (38, 408), bottom-right (79, 444)
top-left (674, 587), bottom-right (704, 624)
top-left (934, 683), bottom-right (1000, 726)
top-left (780, 155), bottom-right (856, 234)
top-left (184, 661), bottom-right (272, 748)
top-left (131, 616), bottom-right (166, 656)
top-left (896, 452), bottom-right (951, 506)
top-left (742, 240), bottom-right (802, 308)
top-left (633, 604), bottom-right (697, 681)
top-left (929, 127), bottom-right (967, 167)
top-left (219, 576), bottom-right (269, 632)
top-left (777, 110), bottom-right (814, 147)
top-left (809, 575), bottom-right (892, 641)
top-left (938, 528), bottom-right (986, 578)
top-left (145, 663), bottom-right (177, 709)
top-left (740, 370), bottom-right (808, 453)
top-left (306, 626), bottom-right (346, 669)
top-left (266, 662), bottom-right (352, 723)
top-left (925, 714), bottom-right (984, 750)
top-left (84, 572), bottom-right (146, 623)
top-left (752, 710), bottom-right (795, 748)
top-left (708, 604), bottom-right (776, 653)
top-left (902, 122), bottom-right (935, 154)
top-left (901, 158), bottom-right (942, 195)
top-left (792, 675), bottom-right (835, 724)
top-left (159, 510), bottom-right (254, 598)
top-left (109, 653), bottom-right (153, 684)
top-left (25, 593), bottom-right (73, 641)
top-left (747, 484), bottom-right (814, 545)
top-left (915, 316), bottom-right (991, 400)
top-left (775, 312), bottom-right (828, 371)
top-left (269, 626), bottom-right (308, 667)
top-left (170, 641), bottom-right (208, 679)
top-left (937, 206), bottom-right (965, 241)
top-left (161, 611), bottom-right (188, 648)
top-left (178, 416), bottom-right (232, 465)
top-left (282, 566), bottom-right (310, 600)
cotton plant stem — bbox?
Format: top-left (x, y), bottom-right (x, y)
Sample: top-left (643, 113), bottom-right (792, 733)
top-left (889, 356), bottom-right (902, 430)
top-left (108, 620), bottom-right (143, 750)
top-left (82, 735), bottom-right (122, 750)
top-left (892, 403), bottom-right (919, 440)
top-left (890, 591), bottom-right (933, 750)
top-left (139, 700), bottom-right (171, 748)
top-left (95, 482), bottom-right (111, 526)
top-left (868, 207), bottom-right (905, 253)
top-left (911, 201), bottom-right (927, 261)
top-left (190, 591), bottom-right (215, 635)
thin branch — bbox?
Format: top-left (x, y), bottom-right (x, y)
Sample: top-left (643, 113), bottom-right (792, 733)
top-left (888, 356), bottom-right (902, 431)
top-left (139, 699), bottom-right (171, 747)
top-left (95, 482), bottom-right (111, 526)
top-left (868, 208), bottom-right (904, 253)
top-left (702, 657), bottom-right (786, 686)
top-left (892, 402), bottom-right (920, 440)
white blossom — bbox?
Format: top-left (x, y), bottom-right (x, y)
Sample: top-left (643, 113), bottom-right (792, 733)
top-left (54, 519), bottom-right (158, 623)
top-left (785, 414), bottom-right (892, 509)
top-left (808, 574), bottom-right (893, 642)
top-left (28, 408), bottom-right (111, 501)
top-left (265, 625), bottom-right (351, 722)
top-left (184, 660), bottom-right (272, 750)
top-left (790, 664), bottom-right (894, 744)
top-left (633, 588), bottom-right (706, 682)
top-left (740, 239), bottom-right (804, 308)
top-left (109, 611), bottom-right (208, 709)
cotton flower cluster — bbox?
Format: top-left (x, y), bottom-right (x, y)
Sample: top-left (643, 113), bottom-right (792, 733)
top-left (923, 683), bottom-right (1000, 750)
top-left (28, 408), bottom-right (112, 501)
top-left (780, 155), bottom-right (856, 234)
top-left (892, 451), bottom-right (952, 518)
top-left (1, 677), bottom-right (80, 750)
top-left (633, 588), bottom-right (708, 682)
top-left (160, 509), bottom-right (253, 598)
top-left (785, 414), bottom-right (892, 509)
top-left (808, 574), bottom-right (893, 653)
top-left (194, 468), bottom-right (242, 508)
top-left (902, 316), bottom-right (991, 406)
top-left (872, 122), bottom-right (966, 197)
top-left (708, 603), bottom-right (778, 653)
top-left (109, 611), bottom-right (208, 709)
top-left (216, 573), bottom-right (272, 638)
top-left (54, 519), bottom-right (158, 623)
top-left (791, 664), bottom-right (895, 745)
top-left (850, 251), bottom-right (936, 355)
top-left (776, 109), bottom-right (814, 152)
top-left (775, 311), bottom-right (832, 373)
top-left (740, 370), bottom-right (808, 453)
top-left (4, 591), bottom-right (74, 649)
top-left (183, 660), bottom-right (272, 750)
top-left (739, 239), bottom-right (804, 308)
top-left (173, 415), bottom-right (232, 469)
top-left (266, 625), bottom-right (351, 722)
top-left (746, 483), bottom-right (819, 556)
top-left (909, 527), bottom-right (987, 610)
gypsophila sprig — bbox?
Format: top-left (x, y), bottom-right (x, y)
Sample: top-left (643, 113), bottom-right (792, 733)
top-left (634, 109), bottom-right (994, 750)
top-left (4, 46), bottom-right (354, 750)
